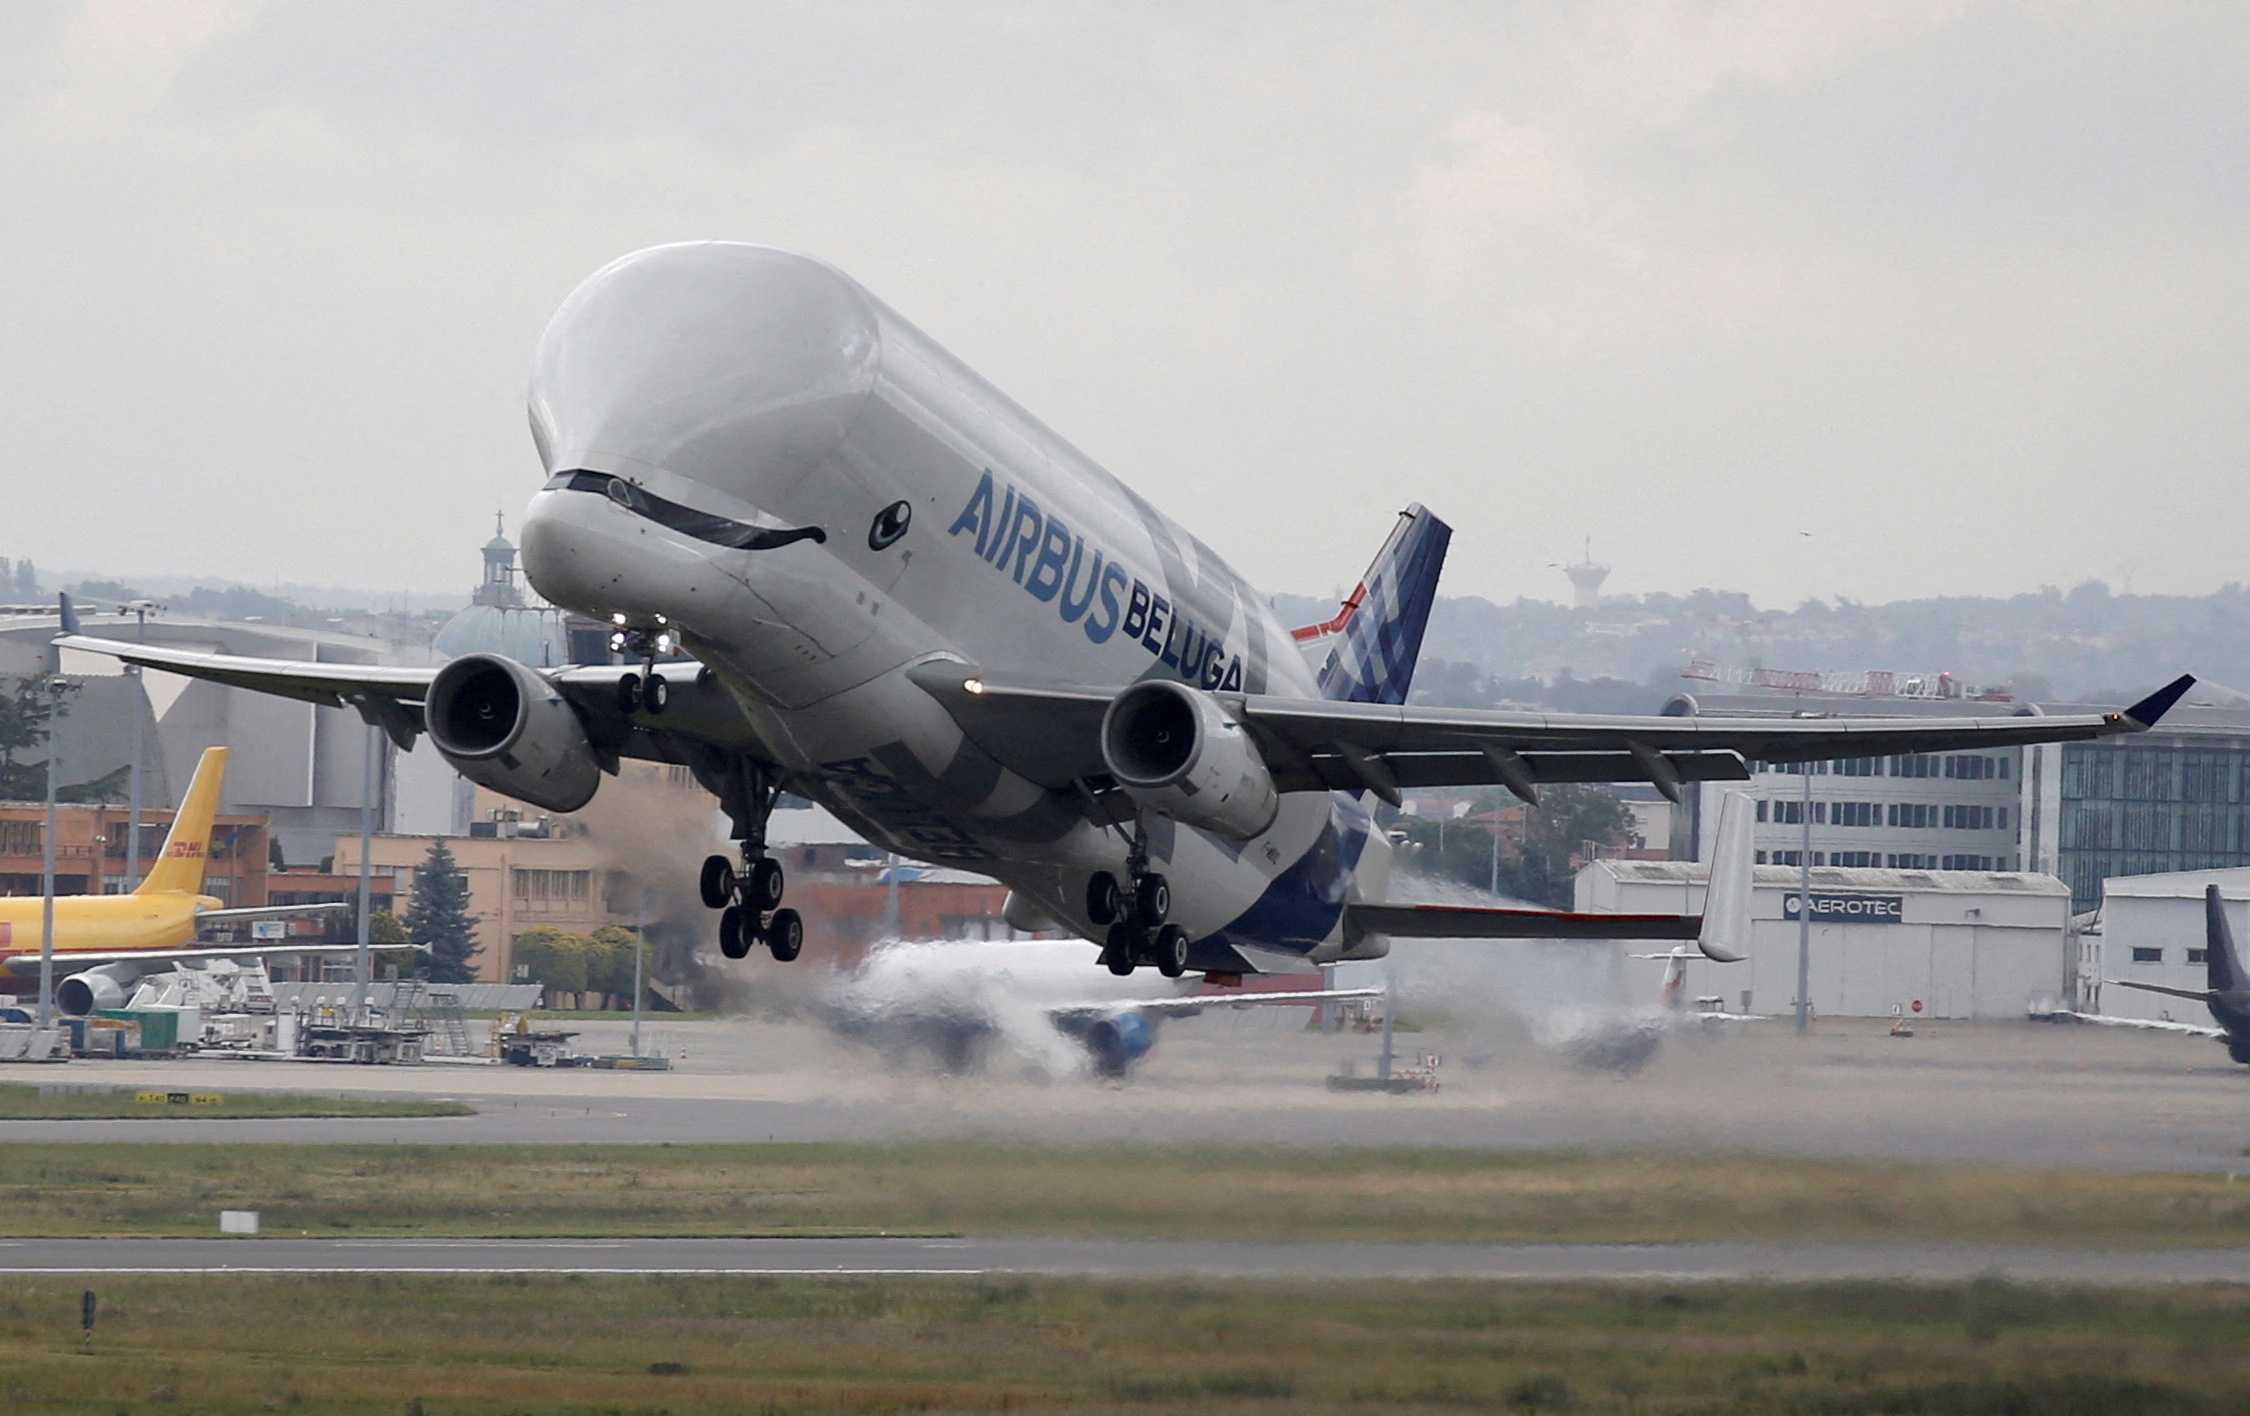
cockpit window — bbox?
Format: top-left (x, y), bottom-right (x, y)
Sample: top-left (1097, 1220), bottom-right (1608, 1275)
top-left (547, 469), bottom-right (826, 552)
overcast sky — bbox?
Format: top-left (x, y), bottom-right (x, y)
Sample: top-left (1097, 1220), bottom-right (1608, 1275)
top-left (2, 1), bottom-right (2244, 609)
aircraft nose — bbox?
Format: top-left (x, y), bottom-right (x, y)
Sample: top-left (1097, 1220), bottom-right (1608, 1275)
top-left (529, 242), bottom-right (881, 506)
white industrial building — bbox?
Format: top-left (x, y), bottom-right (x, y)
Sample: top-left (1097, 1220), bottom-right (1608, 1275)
top-left (2084, 866), bottom-right (2250, 1023)
top-left (1579, 859), bottom-right (2072, 1020)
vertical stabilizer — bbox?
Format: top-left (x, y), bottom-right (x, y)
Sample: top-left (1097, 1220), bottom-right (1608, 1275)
top-left (1298, 505), bottom-right (1452, 706)
top-left (136, 746), bottom-right (227, 897)
top-left (2205, 885), bottom-right (2247, 996)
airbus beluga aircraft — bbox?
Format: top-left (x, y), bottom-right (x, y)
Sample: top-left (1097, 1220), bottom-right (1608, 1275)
top-left (59, 243), bottom-right (2195, 981)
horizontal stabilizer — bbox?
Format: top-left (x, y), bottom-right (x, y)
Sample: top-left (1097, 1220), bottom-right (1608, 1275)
top-left (1348, 903), bottom-right (1698, 941)
top-left (2106, 978), bottom-right (2215, 1005)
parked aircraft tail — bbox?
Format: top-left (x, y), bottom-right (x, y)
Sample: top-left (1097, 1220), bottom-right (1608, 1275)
top-left (1293, 504), bottom-right (1452, 706)
top-left (136, 746), bottom-right (226, 897)
top-left (2207, 885), bottom-right (2247, 996)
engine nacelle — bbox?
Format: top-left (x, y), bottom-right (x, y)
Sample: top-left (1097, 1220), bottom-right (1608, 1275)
top-left (1099, 680), bottom-right (1279, 840)
top-left (424, 653), bottom-right (602, 813)
top-left (58, 966), bottom-right (134, 1017)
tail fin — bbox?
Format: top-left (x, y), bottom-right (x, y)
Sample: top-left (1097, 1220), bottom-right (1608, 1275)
top-left (1294, 504), bottom-right (1452, 705)
top-left (2206, 885), bottom-right (2247, 995)
top-left (137, 746), bottom-right (226, 897)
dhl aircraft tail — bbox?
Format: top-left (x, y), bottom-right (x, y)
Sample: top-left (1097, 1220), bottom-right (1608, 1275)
top-left (135, 746), bottom-right (226, 897)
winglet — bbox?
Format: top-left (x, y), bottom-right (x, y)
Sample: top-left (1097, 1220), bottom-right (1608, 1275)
top-left (1696, 790), bottom-right (1751, 963)
top-left (56, 592), bottom-right (79, 637)
top-left (2123, 674), bottom-right (2196, 729)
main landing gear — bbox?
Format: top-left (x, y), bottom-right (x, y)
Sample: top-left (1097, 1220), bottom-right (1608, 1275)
top-left (704, 850), bottom-right (803, 963)
top-left (1087, 854), bottom-right (1190, 980)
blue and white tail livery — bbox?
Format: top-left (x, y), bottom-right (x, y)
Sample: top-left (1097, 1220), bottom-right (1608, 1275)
top-left (1297, 505), bottom-right (1452, 707)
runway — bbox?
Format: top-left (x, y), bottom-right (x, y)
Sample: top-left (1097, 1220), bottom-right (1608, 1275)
top-left (3, 1236), bottom-right (2247, 1284)
top-left (4, 1015), bottom-right (2248, 1173)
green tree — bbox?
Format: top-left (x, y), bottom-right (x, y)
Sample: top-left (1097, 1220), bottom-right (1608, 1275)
top-left (368, 910), bottom-right (417, 978)
top-left (1394, 785), bottom-right (1633, 909)
top-left (0, 677), bottom-right (62, 801)
top-left (588, 925), bottom-right (643, 1004)
top-left (511, 926), bottom-right (566, 992)
top-left (405, 839), bottom-right (481, 983)
top-left (1503, 785), bottom-right (1634, 908)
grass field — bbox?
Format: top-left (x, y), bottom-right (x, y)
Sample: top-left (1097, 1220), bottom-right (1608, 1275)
top-left (0, 1084), bottom-right (472, 1122)
top-left (2, 1274), bottom-right (2248, 1413)
top-left (3, 1140), bottom-right (2250, 1246)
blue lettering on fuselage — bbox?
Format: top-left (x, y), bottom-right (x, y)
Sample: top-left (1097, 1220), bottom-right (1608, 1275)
top-left (949, 470), bottom-right (1244, 691)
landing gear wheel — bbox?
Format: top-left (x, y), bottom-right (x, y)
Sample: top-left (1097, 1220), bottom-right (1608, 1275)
top-left (1152, 924), bottom-right (1190, 979)
top-left (1102, 922), bottom-right (1138, 976)
top-left (1134, 873), bottom-right (1171, 926)
top-left (643, 674), bottom-right (669, 714)
top-left (1085, 872), bottom-right (1122, 927)
top-left (765, 907), bottom-right (804, 963)
top-left (718, 904), bottom-right (752, 960)
top-left (699, 855), bottom-right (736, 911)
top-left (745, 857), bottom-right (786, 912)
top-left (616, 673), bottom-right (642, 715)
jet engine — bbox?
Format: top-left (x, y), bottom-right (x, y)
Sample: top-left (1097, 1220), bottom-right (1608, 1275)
top-left (57, 965), bottom-right (135, 1017)
top-left (424, 654), bottom-right (602, 813)
top-left (1054, 1008), bottom-right (1157, 1078)
top-left (1099, 680), bottom-right (1278, 840)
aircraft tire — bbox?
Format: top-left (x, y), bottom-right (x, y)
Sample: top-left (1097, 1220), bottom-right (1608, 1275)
top-left (1102, 922), bottom-right (1137, 976)
top-left (2230, 1037), bottom-right (2250, 1067)
top-left (1135, 873), bottom-right (1170, 926)
top-left (644, 674), bottom-right (669, 714)
top-left (698, 855), bottom-right (735, 910)
top-left (1152, 924), bottom-right (1190, 979)
top-left (766, 908), bottom-right (804, 963)
top-left (718, 905), bottom-right (752, 960)
top-left (1086, 872), bottom-right (1122, 927)
top-left (616, 673), bottom-right (641, 714)
top-left (747, 857), bottom-right (787, 911)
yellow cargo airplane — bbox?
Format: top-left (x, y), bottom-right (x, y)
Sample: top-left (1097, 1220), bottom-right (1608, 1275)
top-left (0, 746), bottom-right (351, 1014)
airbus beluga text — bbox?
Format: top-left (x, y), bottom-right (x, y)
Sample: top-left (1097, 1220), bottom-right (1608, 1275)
top-left (60, 243), bottom-right (2194, 980)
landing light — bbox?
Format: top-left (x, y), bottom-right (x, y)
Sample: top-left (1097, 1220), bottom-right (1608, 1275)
top-left (963, 678), bottom-right (985, 695)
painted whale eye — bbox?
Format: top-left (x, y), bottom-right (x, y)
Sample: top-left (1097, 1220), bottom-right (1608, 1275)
top-left (868, 499), bottom-right (912, 551)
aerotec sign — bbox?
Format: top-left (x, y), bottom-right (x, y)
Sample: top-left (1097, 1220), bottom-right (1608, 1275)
top-left (1782, 892), bottom-right (1905, 924)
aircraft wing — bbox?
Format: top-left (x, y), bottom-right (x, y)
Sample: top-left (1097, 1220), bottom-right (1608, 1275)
top-left (2105, 978), bottom-right (2218, 1005)
top-left (2050, 1008), bottom-right (2225, 1038)
top-left (53, 630), bottom-right (763, 760)
top-left (198, 903), bottom-right (352, 925)
top-left (0, 941), bottom-right (369, 975)
top-left (1051, 986), bottom-right (1385, 1021)
top-left (910, 661), bottom-right (2194, 804)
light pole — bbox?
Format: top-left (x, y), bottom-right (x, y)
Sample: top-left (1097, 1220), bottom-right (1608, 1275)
top-left (124, 601), bottom-right (152, 889)
top-left (631, 886), bottom-right (646, 1058)
top-left (36, 676), bottom-right (71, 1031)
top-left (351, 722), bottom-right (376, 1023)
top-left (1795, 763), bottom-right (1812, 1034)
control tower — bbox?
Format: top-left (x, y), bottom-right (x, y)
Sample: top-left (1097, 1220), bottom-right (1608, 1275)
top-left (1562, 538), bottom-right (1609, 609)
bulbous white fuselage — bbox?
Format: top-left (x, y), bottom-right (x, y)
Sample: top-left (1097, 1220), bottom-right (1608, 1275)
top-left (518, 242), bottom-right (1387, 974)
